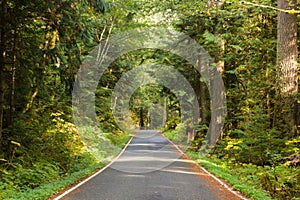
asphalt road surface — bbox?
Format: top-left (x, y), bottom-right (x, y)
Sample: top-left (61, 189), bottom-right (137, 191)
top-left (58, 130), bottom-right (244, 200)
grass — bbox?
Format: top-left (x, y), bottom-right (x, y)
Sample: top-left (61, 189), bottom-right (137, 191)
top-left (3, 162), bottom-right (107, 200)
top-left (186, 151), bottom-right (272, 200)
top-left (163, 130), bottom-right (177, 141)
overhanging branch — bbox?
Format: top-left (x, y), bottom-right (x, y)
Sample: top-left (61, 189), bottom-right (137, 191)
top-left (241, 1), bottom-right (300, 14)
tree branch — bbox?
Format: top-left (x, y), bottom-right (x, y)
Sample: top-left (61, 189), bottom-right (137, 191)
top-left (241, 1), bottom-right (300, 14)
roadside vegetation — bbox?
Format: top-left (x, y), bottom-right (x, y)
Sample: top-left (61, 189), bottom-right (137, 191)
top-left (1, 0), bottom-right (299, 199)
top-left (164, 130), bottom-right (300, 200)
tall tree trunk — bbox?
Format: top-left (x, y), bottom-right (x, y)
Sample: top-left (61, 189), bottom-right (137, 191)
top-left (0, 0), bottom-right (7, 148)
top-left (139, 108), bottom-right (144, 128)
top-left (206, 0), bottom-right (226, 144)
top-left (199, 81), bottom-right (207, 123)
top-left (193, 67), bottom-right (204, 122)
top-left (9, 26), bottom-right (17, 126)
top-left (276, 0), bottom-right (298, 136)
top-left (196, 56), bottom-right (209, 125)
top-left (215, 38), bottom-right (225, 140)
top-left (163, 96), bottom-right (167, 128)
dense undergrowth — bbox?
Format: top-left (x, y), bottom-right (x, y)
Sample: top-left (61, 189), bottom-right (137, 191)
top-left (0, 108), bottom-right (130, 200)
top-left (164, 129), bottom-right (300, 200)
top-left (0, 0), bottom-right (299, 199)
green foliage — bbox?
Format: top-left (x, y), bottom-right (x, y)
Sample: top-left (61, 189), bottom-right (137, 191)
top-left (165, 115), bottom-right (180, 130)
top-left (1, 161), bottom-right (107, 200)
top-left (129, 84), bottom-right (165, 126)
top-left (163, 130), bottom-right (178, 141)
top-left (162, 1), bottom-right (300, 198)
top-left (0, 109), bottom-right (130, 199)
top-left (258, 165), bottom-right (300, 199)
top-left (218, 106), bottom-right (286, 166)
top-left (1, 0), bottom-right (299, 199)
top-left (0, 0), bottom-right (130, 198)
top-left (166, 127), bottom-right (300, 199)
top-left (186, 152), bottom-right (272, 200)
top-left (105, 130), bottom-right (131, 148)
top-left (0, 110), bottom-right (95, 196)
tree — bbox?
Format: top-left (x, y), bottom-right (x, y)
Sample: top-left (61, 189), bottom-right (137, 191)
top-left (0, 0), bottom-right (7, 149)
top-left (276, 0), bottom-right (298, 136)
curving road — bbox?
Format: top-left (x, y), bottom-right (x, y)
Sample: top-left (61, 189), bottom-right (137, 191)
top-left (56, 130), bottom-right (245, 200)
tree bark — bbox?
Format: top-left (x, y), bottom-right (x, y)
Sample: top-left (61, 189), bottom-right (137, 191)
top-left (193, 67), bottom-right (204, 122)
top-left (163, 96), bottom-right (167, 128)
top-left (0, 0), bottom-right (7, 147)
top-left (9, 26), bottom-right (17, 126)
top-left (139, 108), bottom-right (144, 128)
top-left (206, 0), bottom-right (226, 144)
top-left (276, 0), bottom-right (298, 136)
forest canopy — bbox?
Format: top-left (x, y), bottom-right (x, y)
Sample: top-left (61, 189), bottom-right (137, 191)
top-left (0, 0), bottom-right (299, 199)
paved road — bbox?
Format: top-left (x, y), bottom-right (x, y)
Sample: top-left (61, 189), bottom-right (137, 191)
top-left (59, 130), bottom-right (243, 200)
